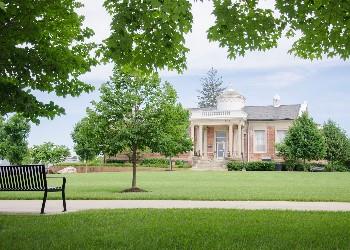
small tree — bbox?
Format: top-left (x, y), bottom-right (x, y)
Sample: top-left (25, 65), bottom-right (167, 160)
top-left (323, 120), bottom-right (350, 169)
top-left (72, 117), bottom-right (100, 166)
top-left (86, 69), bottom-right (191, 191)
top-left (197, 68), bottom-right (225, 108)
top-left (280, 112), bottom-right (326, 171)
top-left (154, 92), bottom-right (192, 171)
top-left (0, 114), bottom-right (30, 165)
top-left (31, 142), bottom-right (70, 166)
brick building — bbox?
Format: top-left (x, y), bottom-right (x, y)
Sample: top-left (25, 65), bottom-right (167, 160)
top-left (189, 87), bottom-right (308, 169)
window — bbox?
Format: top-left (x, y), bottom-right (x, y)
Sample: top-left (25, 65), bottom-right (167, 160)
top-left (254, 130), bottom-right (266, 152)
top-left (276, 130), bottom-right (287, 144)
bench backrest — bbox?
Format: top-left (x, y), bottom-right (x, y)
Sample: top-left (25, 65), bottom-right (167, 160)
top-left (0, 165), bottom-right (47, 191)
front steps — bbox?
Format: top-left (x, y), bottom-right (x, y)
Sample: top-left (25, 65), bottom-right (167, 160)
top-left (192, 158), bottom-right (228, 171)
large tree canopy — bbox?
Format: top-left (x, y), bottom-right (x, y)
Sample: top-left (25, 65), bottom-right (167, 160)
top-left (102, 0), bottom-right (192, 73)
top-left (78, 69), bottom-right (191, 190)
top-left (0, 0), bottom-right (97, 122)
top-left (102, 0), bottom-right (350, 75)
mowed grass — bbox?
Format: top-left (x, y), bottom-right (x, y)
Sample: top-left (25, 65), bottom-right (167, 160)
top-left (1, 171), bottom-right (350, 201)
top-left (1, 209), bottom-right (350, 249)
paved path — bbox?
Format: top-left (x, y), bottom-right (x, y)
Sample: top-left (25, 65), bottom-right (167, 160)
top-left (2, 200), bottom-right (350, 214)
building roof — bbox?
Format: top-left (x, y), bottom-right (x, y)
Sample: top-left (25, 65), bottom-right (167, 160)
top-left (244, 104), bottom-right (301, 121)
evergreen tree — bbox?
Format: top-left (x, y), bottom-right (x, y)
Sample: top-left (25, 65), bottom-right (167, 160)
top-left (197, 68), bottom-right (224, 108)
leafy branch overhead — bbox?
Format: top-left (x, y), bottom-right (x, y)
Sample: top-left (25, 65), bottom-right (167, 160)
top-left (208, 0), bottom-right (350, 60)
top-left (103, 0), bottom-right (350, 75)
top-left (0, 0), bottom-right (97, 122)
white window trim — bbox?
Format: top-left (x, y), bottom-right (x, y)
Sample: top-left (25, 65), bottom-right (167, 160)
top-left (275, 129), bottom-right (287, 145)
top-left (253, 129), bottom-right (267, 153)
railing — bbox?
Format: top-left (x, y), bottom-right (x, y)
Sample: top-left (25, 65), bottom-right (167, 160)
top-left (190, 109), bottom-right (247, 119)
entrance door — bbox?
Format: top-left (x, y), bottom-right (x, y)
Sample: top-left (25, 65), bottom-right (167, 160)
top-left (216, 141), bottom-right (225, 159)
top-left (216, 131), bottom-right (226, 159)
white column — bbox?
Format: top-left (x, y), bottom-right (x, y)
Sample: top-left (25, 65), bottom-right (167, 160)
top-left (204, 127), bottom-right (208, 158)
top-left (190, 125), bottom-right (195, 156)
top-left (198, 125), bottom-right (203, 157)
top-left (229, 124), bottom-right (233, 158)
top-left (237, 123), bottom-right (242, 158)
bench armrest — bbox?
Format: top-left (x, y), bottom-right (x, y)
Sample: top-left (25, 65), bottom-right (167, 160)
top-left (46, 176), bottom-right (66, 188)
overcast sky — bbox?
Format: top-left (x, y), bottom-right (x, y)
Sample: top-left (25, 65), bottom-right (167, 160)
top-left (29, 0), bottom-right (350, 150)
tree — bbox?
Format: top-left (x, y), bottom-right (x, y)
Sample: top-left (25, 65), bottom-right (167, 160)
top-left (72, 117), bottom-right (100, 166)
top-left (31, 142), bottom-right (70, 166)
top-left (279, 112), bottom-right (326, 170)
top-left (197, 68), bottom-right (225, 108)
top-left (101, 1), bottom-right (350, 75)
top-left (102, 0), bottom-right (192, 73)
top-left (0, 114), bottom-right (30, 165)
top-left (0, 0), bottom-right (97, 122)
top-left (323, 120), bottom-right (350, 169)
top-left (85, 69), bottom-right (191, 191)
top-left (154, 89), bottom-right (192, 171)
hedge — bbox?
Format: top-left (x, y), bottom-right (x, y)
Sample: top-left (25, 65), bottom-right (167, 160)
top-left (227, 161), bottom-right (275, 171)
top-left (227, 161), bottom-right (349, 172)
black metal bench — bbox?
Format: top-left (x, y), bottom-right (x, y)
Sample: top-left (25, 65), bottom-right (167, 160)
top-left (0, 165), bottom-right (66, 214)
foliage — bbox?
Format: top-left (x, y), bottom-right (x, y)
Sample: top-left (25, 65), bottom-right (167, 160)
top-left (72, 117), bottom-right (100, 163)
top-left (278, 112), bottom-right (326, 170)
top-left (102, 0), bottom-right (192, 73)
top-left (31, 142), bottom-right (70, 165)
top-left (227, 161), bottom-right (275, 171)
top-left (81, 69), bottom-right (192, 189)
top-left (0, 0), bottom-right (97, 122)
top-left (100, 1), bottom-right (350, 76)
top-left (141, 158), bottom-right (170, 165)
top-left (0, 114), bottom-right (30, 165)
top-left (197, 67), bottom-right (225, 108)
top-left (322, 120), bottom-right (350, 168)
top-left (208, 0), bottom-right (350, 60)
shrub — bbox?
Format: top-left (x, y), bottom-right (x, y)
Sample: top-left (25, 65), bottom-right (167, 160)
top-left (227, 161), bottom-right (275, 171)
top-left (106, 159), bottom-right (126, 164)
top-left (141, 158), bottom-right (169, 165)
top-left (227, 161), bottom-right (244, 171)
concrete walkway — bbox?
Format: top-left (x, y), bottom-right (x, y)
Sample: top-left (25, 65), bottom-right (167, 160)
top-left (2, 200), bottom-right (350, 214)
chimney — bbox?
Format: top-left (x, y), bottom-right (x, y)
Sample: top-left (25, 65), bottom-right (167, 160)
top-left (273, 94), bottom-right (280, 107)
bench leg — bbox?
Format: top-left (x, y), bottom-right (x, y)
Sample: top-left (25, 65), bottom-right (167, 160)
top-left (62, 188), bottom-right (67, 212)
top-left (41, 190), bottom-right (47, 214)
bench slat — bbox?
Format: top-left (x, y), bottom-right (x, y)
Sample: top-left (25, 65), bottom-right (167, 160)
top-left (0, 165), bottom-right (46, 191)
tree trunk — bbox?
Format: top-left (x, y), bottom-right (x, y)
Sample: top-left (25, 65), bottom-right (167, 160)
top-left (303, 158), bottom-right (307, 172)
top-left (103, 154), bottom-right (106, 164)
top-left (169, 157), bottom-right (173, 171)
top-left (131, 145), bottom-right (137, 188)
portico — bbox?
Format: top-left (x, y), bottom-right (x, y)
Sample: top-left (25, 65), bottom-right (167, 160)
top-left (191, 121), bottom-right (245, 160)
top-left (189, 87), bottom-right (248, 162)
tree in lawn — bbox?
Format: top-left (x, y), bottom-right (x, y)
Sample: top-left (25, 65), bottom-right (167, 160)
top-left (0, 0), bottom-right (97, 122)
top-left (0, 114), bottom-right (30, 165)
top-left (153, 85), bottom-right (192, 171)
top-left (280, 112), bottom-right (326, 171)
top-left (322, 120), bottom-right (350, 170)
top-left (102, 1), bottom-right (350, 76)
top-left (197, 68), bottom-right (225, 108)
top-left (91, 69), bottom-right (190, 191)
top-left (30, 142), bottom-right (70, 166)
top-left (72, 116), bottom-right (101, 166)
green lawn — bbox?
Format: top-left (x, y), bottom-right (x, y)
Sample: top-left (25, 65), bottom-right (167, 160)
top-left (1, 209), bottom-right (350, 249)
top-left (2, 171), bottom-right (350, 201)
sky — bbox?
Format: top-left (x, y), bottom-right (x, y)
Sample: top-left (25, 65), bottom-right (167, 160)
top-left (29, 0), bottom-right (350, 150)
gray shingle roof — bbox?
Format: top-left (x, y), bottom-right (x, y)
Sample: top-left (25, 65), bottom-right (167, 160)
top-left (244, 104), bottom-right (301, 120)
